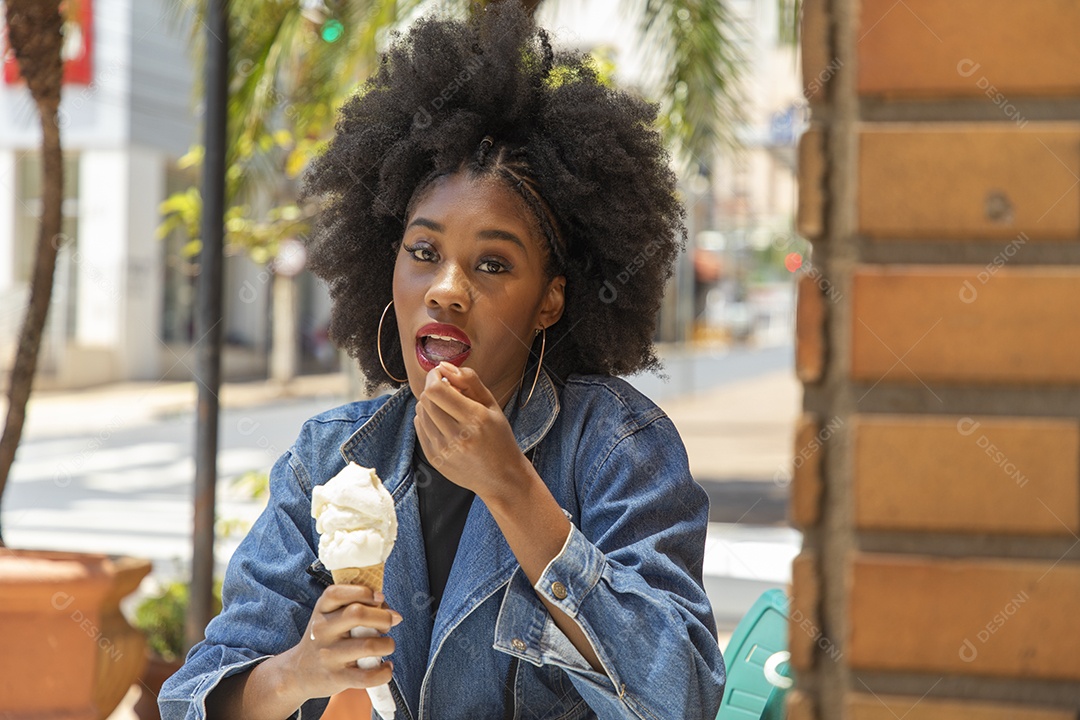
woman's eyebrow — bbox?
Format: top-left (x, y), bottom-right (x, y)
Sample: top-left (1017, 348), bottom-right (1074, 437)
top-left (477, 229), bottom-right (527, 252)
top-left (407, 216), bottom-right (527, 252)
top-left (407, 217), bottom-right (443, 233)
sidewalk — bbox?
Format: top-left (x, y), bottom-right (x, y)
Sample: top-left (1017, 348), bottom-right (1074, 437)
top-left (659, 368), bottom-right (801, 484)
top-left (658, 369), bottom-right (803, 628)
top-left (13, 371), bottom-right (352, 439)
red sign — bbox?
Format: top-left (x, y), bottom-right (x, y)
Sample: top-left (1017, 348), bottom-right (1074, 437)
top-left (3, 0), bottom-right (93, 86)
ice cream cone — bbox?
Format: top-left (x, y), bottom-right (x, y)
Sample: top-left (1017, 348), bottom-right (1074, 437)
top-left (331, 563), bottom-right (384, 593)
top-left (313, 463), bottom-right (397, 719)
top-left (331, 562), bottom-right (395, 718)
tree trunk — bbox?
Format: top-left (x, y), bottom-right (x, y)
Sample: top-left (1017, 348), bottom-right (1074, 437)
top-left (0, 0), bottom-right (65, 545)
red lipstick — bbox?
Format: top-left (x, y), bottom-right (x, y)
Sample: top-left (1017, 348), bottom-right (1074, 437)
top-left (415, 322), bottom-right (472, 372)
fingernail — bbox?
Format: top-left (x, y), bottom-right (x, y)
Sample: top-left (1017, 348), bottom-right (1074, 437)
top-left (391, 612), bottom-right (404, 626)
top-left (374, 591), bottom-right (385, 604)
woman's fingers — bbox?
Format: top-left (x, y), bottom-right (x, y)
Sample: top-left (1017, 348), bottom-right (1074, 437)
top-left (413, 404), bottom-right (441, 454)
top-left (315, 584), bottom-right (383, 614)
top-left (318, 601), bottom-right (400, 638)
top-left (438, 363), bottom-right (499, 408)
top-left (417, 391), bottom-right (460, 439)
top-left (322, 634), bottom-right (396, 668)
top-left (341, 660), bottom-right (395, 689)
top-left (311, 586), bottom-right (402, 650)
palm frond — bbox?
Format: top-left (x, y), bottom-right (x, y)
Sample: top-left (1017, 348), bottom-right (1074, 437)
top-left (640, 0), bottom-right (749, 170)
top-left (777, 0), bottom-right (800, 46)
top-left (178, 0), bottom-right (425, 205)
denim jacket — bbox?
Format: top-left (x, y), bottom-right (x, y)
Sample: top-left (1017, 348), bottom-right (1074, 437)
top-left (160, 370), bottom-right (726, 720)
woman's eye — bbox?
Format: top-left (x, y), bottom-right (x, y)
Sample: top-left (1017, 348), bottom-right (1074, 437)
top-left (404, 244), bottom-right (437, 262)
top-left (478, 259), bottom-right (507, 274)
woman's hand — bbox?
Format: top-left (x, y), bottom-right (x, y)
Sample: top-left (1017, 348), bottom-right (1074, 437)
top-left (287, 585), bottom-right (401, 700)
top-left (413, 362), bottom-right (532, 502)
top-left (205, 584), bottom-right (401, 718)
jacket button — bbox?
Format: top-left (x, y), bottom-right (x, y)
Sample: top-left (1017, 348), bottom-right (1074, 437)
top-left (511, 638), bottom-right (527, 652)
top-left (551, 581), bottom-right (568, 600)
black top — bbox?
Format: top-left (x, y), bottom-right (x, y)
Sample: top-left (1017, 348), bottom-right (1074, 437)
top-left (413, 442), bottom-right (475, 615)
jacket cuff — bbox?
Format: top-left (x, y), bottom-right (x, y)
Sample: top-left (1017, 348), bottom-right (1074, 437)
top-left (492, 525), bottom-right (611, 684)
top-left (534, 523), bottom-right (604, 616)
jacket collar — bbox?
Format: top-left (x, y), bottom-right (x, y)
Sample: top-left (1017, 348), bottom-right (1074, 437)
top-left (337, 370), bottom-right (561, 693)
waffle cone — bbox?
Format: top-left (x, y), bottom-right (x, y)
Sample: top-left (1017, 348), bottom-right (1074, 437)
top-left (331, 563), bottom-right (385, 593)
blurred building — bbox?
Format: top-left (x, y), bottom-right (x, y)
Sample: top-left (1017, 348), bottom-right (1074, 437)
top-left (539, 0), bottom-right (804, 348)
top-left (0, 0), bottom-right (333, 389)
top-left (701, 0), bottom-right (804, 346)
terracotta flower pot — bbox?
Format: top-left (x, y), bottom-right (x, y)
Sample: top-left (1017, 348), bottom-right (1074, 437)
top-left (0, 549), bottom-right (151, 720)
top-left (94, 555), bottom-right (153, 719)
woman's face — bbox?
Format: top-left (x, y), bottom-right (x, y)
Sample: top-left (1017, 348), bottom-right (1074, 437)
top-left (393, 172), bottom-right (565, 405)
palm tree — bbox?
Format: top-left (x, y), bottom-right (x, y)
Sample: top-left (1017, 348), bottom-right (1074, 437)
top-left (0, 0), bottom-right (65, 545)
top-left (207, 0), bottom-right (752, 179)
top-left (168, 0), bottom-right (758, 237)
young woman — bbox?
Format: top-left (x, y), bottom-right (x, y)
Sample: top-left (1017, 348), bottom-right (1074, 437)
top-left (161, 5), bottom-right (726, 719)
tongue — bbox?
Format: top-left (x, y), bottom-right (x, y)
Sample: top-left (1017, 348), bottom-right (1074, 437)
top-left (424, 337), bottom-right (469, 360)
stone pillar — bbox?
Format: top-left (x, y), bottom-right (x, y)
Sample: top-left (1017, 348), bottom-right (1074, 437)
top-left (789, 1), bottom-right (1080, 717)
top-left (122, 147), bottom-right (164, 380)
top-left (76, 150), bottom-right (127, 350)
top-left (72, 149), bottom-right (163, 383)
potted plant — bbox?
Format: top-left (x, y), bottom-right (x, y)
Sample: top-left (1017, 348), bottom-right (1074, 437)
top-left (132, 579), bottom-right (222, 720)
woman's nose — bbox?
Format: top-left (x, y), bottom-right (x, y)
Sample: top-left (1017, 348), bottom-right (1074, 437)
top-left (424, 263), bottom-right (471, 312)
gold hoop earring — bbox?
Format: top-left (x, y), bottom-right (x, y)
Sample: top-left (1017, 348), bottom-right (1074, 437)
top-left (377, 301), bottom-right (408, 384)
top-left (520, 326), bottom-right (545, 408)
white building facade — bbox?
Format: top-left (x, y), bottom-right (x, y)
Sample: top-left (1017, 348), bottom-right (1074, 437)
top-left (0, 0), bottom-right (324, 389)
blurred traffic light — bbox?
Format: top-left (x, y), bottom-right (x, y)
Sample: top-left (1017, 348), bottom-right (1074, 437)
top-left (321, 19), bottom-right (344, 42)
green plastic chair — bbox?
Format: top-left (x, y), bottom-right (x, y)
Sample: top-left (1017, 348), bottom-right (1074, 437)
top-left (715, 589), bottom-right (793, 720)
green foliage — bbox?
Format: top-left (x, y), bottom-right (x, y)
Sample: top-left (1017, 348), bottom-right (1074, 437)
top-left (777, 0), bottom-right (801, 45)
top-left (215, 470), bottom-right (271, 539)
top-left (545, 48), bottom-right (616, 89)
top-left (158, 127), bottom-right (317, 261)
top-left (133, 580), bottom-right (222, 662)
top-left (642, 0), bottom-right (748, 169)
top-left (231, 469), bottom-right (271, 501)
top-left (162, 1), bottom-right (421, 265)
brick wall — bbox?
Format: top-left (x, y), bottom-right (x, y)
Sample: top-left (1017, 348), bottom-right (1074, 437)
top-left (790, 0), bottom-right (1080, 716)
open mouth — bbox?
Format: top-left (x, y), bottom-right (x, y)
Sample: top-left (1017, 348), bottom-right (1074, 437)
top-left (415, 322), bottom-right (472, 372)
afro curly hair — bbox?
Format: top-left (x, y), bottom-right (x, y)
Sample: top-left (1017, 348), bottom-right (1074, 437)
top-left (302, 2), bottom-right (685, 394)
